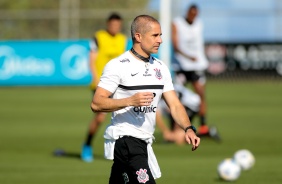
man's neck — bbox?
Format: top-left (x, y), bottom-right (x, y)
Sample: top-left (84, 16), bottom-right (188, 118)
top-left (185, 18), bottom-right (193, 25)
top-left (130, 46), bottom-right (150, 62)
top-left (106, 29), bottom-right (116, 37)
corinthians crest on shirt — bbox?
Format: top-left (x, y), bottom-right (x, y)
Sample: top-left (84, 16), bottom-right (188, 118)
top-left (154, 68), bottom-right (162, 80)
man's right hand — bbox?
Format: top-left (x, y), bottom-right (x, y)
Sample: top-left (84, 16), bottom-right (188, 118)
top-left (129, 92), bottom-right (154, 107)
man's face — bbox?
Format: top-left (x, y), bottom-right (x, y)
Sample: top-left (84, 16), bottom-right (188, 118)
top-left (187, 7), bottom-right (198, 23)
top-left (107, 19), bottom-right (122, 36)
top-left (140, 22), bottom-right (162, 54)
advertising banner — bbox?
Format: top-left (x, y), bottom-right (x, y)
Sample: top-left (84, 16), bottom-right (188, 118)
top-left (205, 42), bottom-right (282, 77)
top-left (0, 40), bottom-right (91, 86)
top-left (1, 40), bottom-right (281, 86)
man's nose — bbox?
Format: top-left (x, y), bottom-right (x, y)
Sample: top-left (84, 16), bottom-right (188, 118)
top-left (158, 36), bottom-right (162, 43)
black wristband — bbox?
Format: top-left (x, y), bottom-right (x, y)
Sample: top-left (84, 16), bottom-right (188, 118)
top-left (184, 125), bottom-right (197, 133)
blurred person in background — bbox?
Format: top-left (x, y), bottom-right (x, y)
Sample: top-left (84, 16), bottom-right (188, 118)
top-left (81, 12), bottom-right (127, 162)
top-left (157, 79), bottom-right (201, 145)
top-left (171, 4), bottom-right (220, 141)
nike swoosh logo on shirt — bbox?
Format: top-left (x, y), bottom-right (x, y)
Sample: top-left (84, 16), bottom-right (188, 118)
top-left (131, 72), bottom-right (139, 76)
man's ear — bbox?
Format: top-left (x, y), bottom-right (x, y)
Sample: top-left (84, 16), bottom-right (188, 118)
top-left (134, 33), bottom-right (142, 43)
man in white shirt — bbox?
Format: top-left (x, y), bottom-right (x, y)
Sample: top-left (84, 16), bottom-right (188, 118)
top-left (91, 15), bottom-right (200, 184)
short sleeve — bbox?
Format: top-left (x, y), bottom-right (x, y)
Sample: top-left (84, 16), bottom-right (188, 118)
top-left (98, 59), bottom-right (120, 93)
top-left (162, 65), bottom-right (174, 93)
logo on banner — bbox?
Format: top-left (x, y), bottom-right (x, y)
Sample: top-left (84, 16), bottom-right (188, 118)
top-left (60, 45), bottom-right (89, 80)
top-left (0, 46), bottom-right (54, 80)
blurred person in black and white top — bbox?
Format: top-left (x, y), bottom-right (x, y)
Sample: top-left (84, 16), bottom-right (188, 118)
top-left (91, 15), bottom-right (200, 184)
top-left (172, 4), bottom-right (219, 138)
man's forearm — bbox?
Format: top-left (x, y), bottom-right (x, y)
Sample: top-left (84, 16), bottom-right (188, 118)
top-left (170, 104), bottom-right (192, 130)
top-left (91, 96), bottom-right (130, 113)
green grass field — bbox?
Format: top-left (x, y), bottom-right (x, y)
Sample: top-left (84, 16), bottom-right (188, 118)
top-left (1, 81), bottom-right (282, 184)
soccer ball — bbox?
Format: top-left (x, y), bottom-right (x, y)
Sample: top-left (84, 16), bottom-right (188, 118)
top-left (217, 158), bottom-right (241, 181)
top-left (233, 149), bottom-right (255, 170)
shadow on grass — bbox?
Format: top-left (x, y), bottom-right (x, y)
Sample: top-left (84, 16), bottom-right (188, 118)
top-left (214, 177), bottom-right (235, 183)
top-left (52, 149), bottom-right (104, 160)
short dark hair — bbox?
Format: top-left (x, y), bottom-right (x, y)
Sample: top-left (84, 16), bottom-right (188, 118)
top-left (131, 15), bottom-right (159, 41)
top-left (107, 12), bottom-right (122, 22)
top-left (188, 4), bottom-right (198, 11)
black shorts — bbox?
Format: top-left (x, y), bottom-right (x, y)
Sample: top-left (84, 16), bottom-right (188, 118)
top-left (175, 70), bottom-right (200, 82)
top-left (109, 136), bottom-right (156, 184)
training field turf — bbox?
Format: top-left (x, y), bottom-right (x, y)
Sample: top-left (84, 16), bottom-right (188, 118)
top-left (0, 81), bottom-right (282, 184)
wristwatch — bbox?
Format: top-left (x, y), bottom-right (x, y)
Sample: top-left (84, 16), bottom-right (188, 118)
top-left (184, 125), bottom-right (197, 133)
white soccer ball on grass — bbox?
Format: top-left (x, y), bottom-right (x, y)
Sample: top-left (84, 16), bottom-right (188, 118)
top-left (233, 149), bottom-right (255, 170)
top-left (217, 158), bottom-right (241, 181)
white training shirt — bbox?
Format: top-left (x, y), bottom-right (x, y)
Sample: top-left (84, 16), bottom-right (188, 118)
top-left (173, 17), bottom-right (208, 71)
top-left (98, 51), bottom-right (174, 139)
